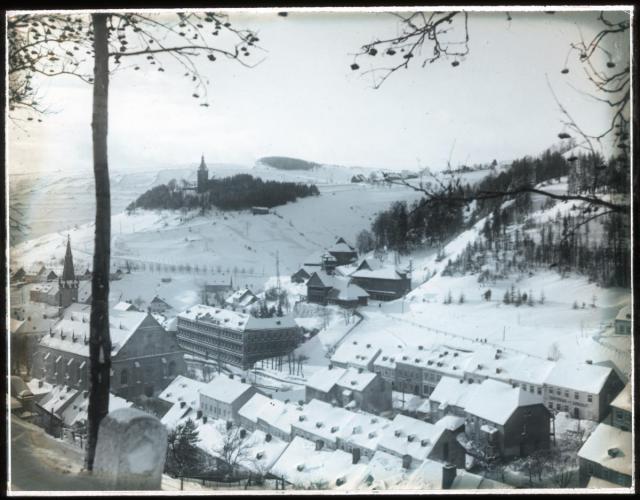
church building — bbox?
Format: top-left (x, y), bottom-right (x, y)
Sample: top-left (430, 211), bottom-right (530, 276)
top-left (197, 154), bottom-right (209, 193)
top-left (29, 236), bottom-right (80, 308)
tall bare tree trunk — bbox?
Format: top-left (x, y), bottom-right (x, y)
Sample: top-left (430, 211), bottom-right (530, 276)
top-left (86, 12), bottom-right (111, 471)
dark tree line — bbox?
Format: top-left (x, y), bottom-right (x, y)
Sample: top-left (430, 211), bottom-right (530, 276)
top-left (128, 174), bottom-right (319, 212)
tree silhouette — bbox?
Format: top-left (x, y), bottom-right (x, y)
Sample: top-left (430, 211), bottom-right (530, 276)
top-left (7, 10), bottom-right (261, 470)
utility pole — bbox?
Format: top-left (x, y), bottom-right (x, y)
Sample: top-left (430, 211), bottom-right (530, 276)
top-left (275, 251), bottom-right (281, 292)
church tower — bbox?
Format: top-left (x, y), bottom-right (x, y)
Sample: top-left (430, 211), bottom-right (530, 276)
top-left (197, 154), bottom-right (209, 193)
top-left (59, 235), bottom-right (78, 308)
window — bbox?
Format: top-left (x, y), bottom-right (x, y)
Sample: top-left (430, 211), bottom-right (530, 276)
top-left (574, 392), bottom-right (579, 400)
top-left (529, 385), bottom-right (534, 393)
top-left (587, 394), bottom-right (593, 403)
top-left (556, 403), bottom-right (561, 410)
top-left (564, 390), bottom-right (569, 398)
top-left (120, 369), bottom-right (128, 385)
top-left (537, 387), bottom-right (542, 395)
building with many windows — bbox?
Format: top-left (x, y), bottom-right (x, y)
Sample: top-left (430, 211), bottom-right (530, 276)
top-left (542, 361), bottom-right (624, 421)
top-left (176, 304), bottom-right (301, 369)
top-left (31, 302), bottom-right (186, 400)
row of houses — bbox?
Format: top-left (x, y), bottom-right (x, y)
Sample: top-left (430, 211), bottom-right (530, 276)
top-left (331, 339), bottom-right (625, 423)
top-left (156, 374), bottom-right (501, 490)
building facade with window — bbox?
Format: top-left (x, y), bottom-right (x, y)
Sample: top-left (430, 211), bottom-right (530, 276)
top-left (31, 302), bottom-right (186, 400)
top-left (176, 304), bottom-right (300, 370)
top-left (543, 361), bottom-right (624, 421)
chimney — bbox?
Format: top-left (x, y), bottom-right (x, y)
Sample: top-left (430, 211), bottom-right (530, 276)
top-left (241, 378), bottom-right (246, 384)
top-left (197, 410), bottom-right (203, 419)
top-left (203, 415), bottom-right (208, 424)
top-left (229, 374), bottom-right (234, 379)
top-left (315, 440), bottom-right (324, 451)
top-left (265, 433), bottom-right (272, 442)
top-left (240, 429), bottom-right (247, 439)
top-left (226, 420), bottom-right (233, 430)
top-left (402, 454), bottom-right (412, 470)
top-left (180, 401), bottom-right (186, 409)
top-left (442, 463), bottom-right (457, 490)
top-left (586, 359), bottom-right (593, 365)
top-left (352, 448), bottom-right (361, 464)
top-left (328, 364), bottom-right (333, 370)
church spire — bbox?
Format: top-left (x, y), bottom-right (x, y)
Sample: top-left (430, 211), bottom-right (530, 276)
top-left (62, 235), bottom-right (76, 282)
top-left (199, 154), bottom-right (207, 170)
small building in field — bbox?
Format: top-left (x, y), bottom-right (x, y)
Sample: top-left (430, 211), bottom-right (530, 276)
top-left (614, 305), bottom-right (631, 335)
top-left (327, 237), bottom-right (358, 266)
top-left (11, 267), bottom-right (26, 282)
top-left (291, 266), bottom-right (314, 284)
top-left (607, 384), bottom-right (631, 432)
top-left (148, 295), bottom-right (173, 314)
top-left (349, 259), bottom-right (411, 301)
top-left (305, 365), bottom-right (391, 413)
top-left (225, 288), bottom-right (258, 309)
top-left (199, 373), bottom-right (258, 422)
top-left (306, 271), bottom-right (368, 308)
top-left (543, 361), bottom-right (624, 421)
top-left (578, 422), bottom-right (632, 487)
top-left (252, 206), bottom-right (270, 215)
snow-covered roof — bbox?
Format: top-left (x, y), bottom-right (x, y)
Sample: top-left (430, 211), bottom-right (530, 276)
top-left (256, 398), bottom-right (302, 437)
top-left (429, 376), bottom-right (475, 410)
top-left (199, 374), bottom-right (254, 405)
top-left (26, 378), bottom-right (53, 396)
top-left (330, 340), bottom-right (381, 369)
top-left (38, 385), bottom-right (78, 415)
top-left (150, 296), bottom-right (172, 307)
top-left (158, 375), bottom-right (208, 408)
top-left (60, 390), bottom-right (132, 427)
top-left (464, 379), bottom-right (543, 426)
top-left (113, 301), bottom-right (137, 311)
top-left (545, 361), bottom-right (613, 394)
top-left (31, 282), bottom-right (58, 294)
top-left (306, 366), bottom-right (377, 394)
top-left (615, 305), bottom-right (632, 322)
top-left (238, 393), bottom-right (272, 425)
top-left (270, 436), bottom-right (365, 489)
top-left (306, 366), bottom-right (348, 393)
top-left (38, 302), bottom-right (152, 357)
top-left (396, 344), bottom-right (473, 379)
top-left (341, 412), bottom-right (392, 453)
top-left (357, 450), bottom-right (409, 490)
top-left (465, 347), bottom-right (555, 386)
top-left (329, 241), bottom-right (356, 254)
top-left (225, 289), bottom-right (257, 308)
top-left (292, 399), bottom-right (357, 445)
top-left (378, 414), bottom-right (446, 463)
top-left (610, 384), bottom-right (631, 413)
top-left (328, 282), bottom-right (369, 301)
top-left (350, 266), bottom-right (405, 280)
top-left (178, 304), bottom-right (297, 332)
top-left (10, 318), bottom-right (25, 334)
top-left (161, 401), bottom-right (195, 429)
top-left (434, 415), bottom-right (466, 432)
top-left (337, 367), bottom-right (377, 392)
top-left (578, 423), bottom-right (632, 476)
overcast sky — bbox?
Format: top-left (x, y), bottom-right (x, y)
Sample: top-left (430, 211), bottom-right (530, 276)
top-left (7, 8), bottom-right (631, 176)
